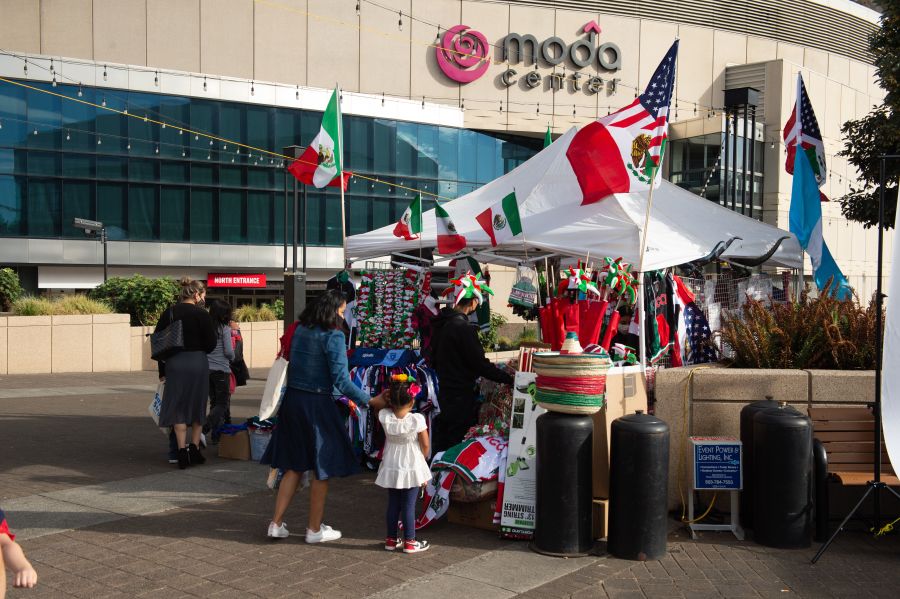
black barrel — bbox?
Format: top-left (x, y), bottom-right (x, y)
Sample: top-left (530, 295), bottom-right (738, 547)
top-left (608, 411), bottom-right (669, 561)
top-left (533, 412), bottom-right (594, 556)
top-left (752, 404), bottom-right (812, 548)
top-left (739, 396), bottom-right (779, 529)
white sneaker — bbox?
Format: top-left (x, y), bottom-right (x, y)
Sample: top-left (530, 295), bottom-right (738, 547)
top-left (267, 521), bottom-right (289, 539)
top-left (305, 523), bottom-right (341, 543)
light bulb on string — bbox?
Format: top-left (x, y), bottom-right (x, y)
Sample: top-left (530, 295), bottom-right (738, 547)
top-left (436, 26), bottom-right (441, 42)
top-left (52, 74), bottom-right (57, 87)
top-left (161, 123), bottom-right (166, 129)
top-left (209, 140), bottom-right (213, 146)
top-left (382, 92), bottom-right (385, 107)
top-left (154, 71), bottom-right (158, 86)
top-left (251, 81), bottom-right (255, 96)
top-left (32, 128), bottom-right (37, 136)
top-left (203, 77), bottom-right (207, 91)
top-left (101, 97), bottom-right (107, 107)
top-left (65, 130), bottom-right (70, 141)
top-left (97, 137), bottom-right (102, 145)
top-left (207, 153), bottom-right (211, 160)
top-left (23, 60), bottom-right (27, 76)
top-left (103, 65), bottom-right (107, 80)
top-left (50, 58), bottom-right (54, 73)
top-left (77, 85), bottom-right (83, 97)
top-left (398, 11), bottom-right (403, 31)
top-left (179, 129), bottom-right (183, 135)
top-left (127, 142), bottom-right (131, 150)
top-left (182, 150), bottom-right (186, 157)
top-left (296, 86), bottom-right (300, 101)
top-left (231, 157), bottom-right (235, 163)
top-left (422, 97), bottom-right (425, 109)
top-left (355, 1), bottom-right (360, 15)
top-left (195, 134), bottom-right (199, 141)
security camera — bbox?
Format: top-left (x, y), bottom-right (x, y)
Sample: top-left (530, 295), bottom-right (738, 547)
top-left (73, 217), bottom-right (104, 234)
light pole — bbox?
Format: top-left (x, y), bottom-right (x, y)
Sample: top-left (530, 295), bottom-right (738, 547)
top-left (73, 217), bottom-right (108, 282)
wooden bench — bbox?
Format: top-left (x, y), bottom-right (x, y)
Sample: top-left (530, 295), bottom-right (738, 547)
top-left (811, 406), bottom-right (899, 539)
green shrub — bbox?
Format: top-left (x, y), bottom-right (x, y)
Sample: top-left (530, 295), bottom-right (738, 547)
top-left (720, 283), bottom-right (878, 370)
top-left (257, 305), bottom-right (277, 321)
top-left (53, 295), bottom-right (113, 315)
top-left (12, 296), bottom-right (54, 316)
top-left (89, 275), bottom-right (179, 326)
top-left (516, 326), bottom-right (539, 344)
top-left (261, 298), bottom-right (285, 320)
top-left (496, 336), bottom-right (516, 351)
top-left (0, 267), bottom-right (24, 311)
top-left (234, 304), bottom-right (277, 322)
top-left (479, 312), bottom-right (508, 351)
top-left (11, 294), bottom-right (114, 316)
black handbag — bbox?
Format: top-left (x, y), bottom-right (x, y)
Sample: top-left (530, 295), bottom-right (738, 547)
top-left (150, 307), bottom-right (184, 361)
top-left (230, 337), bottom-right (250, 386)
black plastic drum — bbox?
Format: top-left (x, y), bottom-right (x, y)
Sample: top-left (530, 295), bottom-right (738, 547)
top-left (739, 396), bottom-right (779, 529)
top-left (752, 404), bottom-right (812, 548)
top-left (608, 411), bottom-right (670, 561)
top-left (533, 412), bottom-right (594, 556)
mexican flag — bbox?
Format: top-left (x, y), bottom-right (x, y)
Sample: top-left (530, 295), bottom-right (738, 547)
top-left (565, 41), bottom-right (678, 206)
top-left (475, 191), bottom-right (522, 247)
top-left (287, 87), bottom-right (351, 190)
top-left (543, 126), bottom-right (552, 148)
top-left (393, 194), bottom-right (422, 240)
top-left (435, 204), bottom-right (466, 254)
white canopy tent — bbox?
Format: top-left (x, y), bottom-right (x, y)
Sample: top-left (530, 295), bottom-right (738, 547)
top-left (347, 127), bottom-right (802, 271)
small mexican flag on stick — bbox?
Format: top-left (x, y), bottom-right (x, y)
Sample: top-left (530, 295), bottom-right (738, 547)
top-left (393, 194), bottom-right (422, 240)
top-left (475, 191), bottom-right (522, 247)
top-left (435, 204), bottom-right (466, 254)
top-left (287, 87), bottom-right (351, 190)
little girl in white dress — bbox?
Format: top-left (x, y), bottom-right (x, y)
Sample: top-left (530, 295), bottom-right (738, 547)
top-left (375, 374), bottom-right (432, 553)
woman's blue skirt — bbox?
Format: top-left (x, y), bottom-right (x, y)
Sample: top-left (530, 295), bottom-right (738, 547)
top-left (261, 387), bottom-right (359, 480)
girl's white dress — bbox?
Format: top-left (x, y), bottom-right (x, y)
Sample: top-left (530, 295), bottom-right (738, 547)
top-left (375, 410), bottom-right (432, 489)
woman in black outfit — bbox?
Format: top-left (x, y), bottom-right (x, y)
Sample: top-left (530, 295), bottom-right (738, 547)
top-left (155, 278), bottom-right (217, 469)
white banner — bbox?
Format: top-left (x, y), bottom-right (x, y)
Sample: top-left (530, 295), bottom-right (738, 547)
top-left (882, 208), bottom-right (900, 475)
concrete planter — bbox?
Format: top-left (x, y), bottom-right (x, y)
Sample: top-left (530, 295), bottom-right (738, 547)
top-left (655, 365), bottom-right (875, 510)
top-left (0, 314), bottom-right (131, 375)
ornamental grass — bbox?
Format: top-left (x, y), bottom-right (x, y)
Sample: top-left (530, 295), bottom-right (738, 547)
top-left (720, 283), bottom-right (878, 370)
top-left (12, 295), bottom-right (113, 316)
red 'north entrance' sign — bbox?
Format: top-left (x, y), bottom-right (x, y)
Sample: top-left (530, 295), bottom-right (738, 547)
top-left (207, 273), bottom-right (267, 288)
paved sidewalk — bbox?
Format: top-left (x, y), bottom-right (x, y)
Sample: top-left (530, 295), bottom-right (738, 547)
top-left (2, 371), bottom-right (900, 598)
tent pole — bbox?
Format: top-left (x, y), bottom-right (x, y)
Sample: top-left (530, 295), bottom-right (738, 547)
top-left (637, 164), bottom-right (660, 372)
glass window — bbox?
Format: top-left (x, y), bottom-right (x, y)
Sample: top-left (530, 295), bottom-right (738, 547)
top-left (63, 154), bottom-right (94, 178)
top-left (247, 166), bottom-right (272, 189)
top-left (97, 156), bottom-right (127, 179)
top-left (191, 188), bottom-right (216, 242)
top-left (417, 124), bottom-right (438, 179)
top-left (458, 129), bottom-right (477, 183)
top-left (130, 158), bottom-right (157, 182)
top-left (373, 120), bottom-right (396, 174)
top-left (160, 161), bottom-right (189, 184)
top-left (0, 175), bottom-right (25, 235)
top-left (347, 196), bottom-right (369, 236)
top-left (273, 190), bottom-right (292, 246)
top-left (27, 85), bottom-right (61, 150)
top-left (220, 165), bottom-right (243, 187)
top-left (27, 178), bottom-right (61, 236)
top-left (94, 93), bottom-right (127, 153)
top-left (324, 192), bottom-right (342, 246)
top-left (62, 181), bottom-right (94, 237)
top-left (274, 108), bottom-right (303, 153)
top-left (0, 85), bottom-right (27, 147)
top-left (438, 127), bottom-right (459, 181)
top-left (347, 116), bottom-right (372, 173)
top-left (372, 197), bottom-right (393, 231)
top-left (190, 100), bottom-right (218, 153)
top-left (160, 186), bottom-right (189, 242)
top-left (476, 134), bottom-right (498, 183)
top-left (396, 122), bottom-right (417, 177)
top-left (28, 152), bottom-right (60, 176)
top-left (158, 96), bottom-right (190, 159)
top-left (219, 189), bottom-right (245, 243)
top-left (192, 163), bottom-right (215, 186)
top-left (246, 106), bottom-right (271, 151)
top-left (248, 191), bottom-right (272, 244)
top-left (127, 92), bottom-right (160, 157)
top-left (98, 182), bottom-right (127, 239)
top-left (61, 85), bottom-right (95, 151)
top-left (128, 184), bottom-right (158, 240)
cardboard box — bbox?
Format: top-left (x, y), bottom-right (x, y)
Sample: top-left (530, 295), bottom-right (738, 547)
top-left (218, 429), bottom-right (251, 460)
top-left (592, 499), bottom-right (609, 540)
top-left (593, 366), bottom-right (648, 498)
top-left (447, 498), bottom-right (499, 532)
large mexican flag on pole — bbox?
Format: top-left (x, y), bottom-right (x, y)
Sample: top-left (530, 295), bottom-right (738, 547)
top-left (287, 88), bottom-right (351, 190)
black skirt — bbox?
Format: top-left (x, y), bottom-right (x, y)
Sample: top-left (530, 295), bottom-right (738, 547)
top-left (261, 388), bottom-right (359, 480)
top-left (159, 350), bottom-right (209, 427)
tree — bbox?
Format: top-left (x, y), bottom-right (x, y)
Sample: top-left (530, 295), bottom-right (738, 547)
top-left (838, 4), bottom-right (900, 229)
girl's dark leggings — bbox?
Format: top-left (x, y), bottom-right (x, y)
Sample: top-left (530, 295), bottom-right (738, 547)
top-left (386, 487), bottom-right (418, 541)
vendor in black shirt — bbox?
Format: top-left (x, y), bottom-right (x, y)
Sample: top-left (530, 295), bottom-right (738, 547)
top-left (430, 274), bottom-right (513, 455)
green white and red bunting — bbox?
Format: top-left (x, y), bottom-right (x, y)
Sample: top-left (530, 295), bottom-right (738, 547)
top-left (393, 194), bottom-right (422, 240)
top-left (435, 204), bottom-right (466, 254)
top-left (287, 88), bottom-right (351, 190)
top-left (475, 191), bottom-right (522, 247)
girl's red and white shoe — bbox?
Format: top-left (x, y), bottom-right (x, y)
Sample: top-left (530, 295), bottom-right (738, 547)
top-left (403, 539), bottom-right (430, 554)
top-left (384, 537), bottom-right (401, 551)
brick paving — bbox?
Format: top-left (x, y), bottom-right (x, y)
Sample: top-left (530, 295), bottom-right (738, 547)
top-left (3, 371), bottom-right (900, 598)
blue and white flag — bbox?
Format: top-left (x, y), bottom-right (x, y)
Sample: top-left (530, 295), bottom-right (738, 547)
top-left (789, 149), bottom-right (851, 299)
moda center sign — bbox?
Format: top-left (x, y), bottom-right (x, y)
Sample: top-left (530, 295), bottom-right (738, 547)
top-left (436, 21), bottom-right (622, 95)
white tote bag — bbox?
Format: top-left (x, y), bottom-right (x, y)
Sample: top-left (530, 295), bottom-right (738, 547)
top-left (259, 356), bottom-right (289, 420)
top-left (148, 382), bottom-right (169, 434)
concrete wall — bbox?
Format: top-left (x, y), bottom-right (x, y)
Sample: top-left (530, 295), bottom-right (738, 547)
top-left (0, 316), bottom-right (284, 375)
top-left (654, 365), bottom-right (876, 511)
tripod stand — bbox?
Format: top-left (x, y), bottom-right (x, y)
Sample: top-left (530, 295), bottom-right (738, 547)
top-left (812, 154), bottom-right (900, 564)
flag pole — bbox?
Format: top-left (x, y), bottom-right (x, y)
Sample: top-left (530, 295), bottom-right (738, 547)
top-left (636, 162), bottom-right (661, 372)
top-left (337, 84), bottom-right (348, 267)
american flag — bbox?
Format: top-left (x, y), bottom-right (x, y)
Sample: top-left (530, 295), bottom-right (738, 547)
top-left (684, 304), bottom-right (718, 364)
top-left (783, 73), bottom-right (828, 199)
top-left (601, 40), bottom-right (679, 175)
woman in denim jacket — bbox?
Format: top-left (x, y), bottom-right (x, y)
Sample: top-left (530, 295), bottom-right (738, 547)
top-left (263, 290), bottom-right (387, 543)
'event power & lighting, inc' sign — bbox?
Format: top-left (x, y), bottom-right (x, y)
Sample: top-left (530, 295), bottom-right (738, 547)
top-left (436, 21), bottom-right (622, 95)
top-left (207, 273), bottom-right (267, 288)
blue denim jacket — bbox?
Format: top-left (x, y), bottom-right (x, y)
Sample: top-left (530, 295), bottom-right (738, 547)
top-left (286, 325), bottom-right (370, 406)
